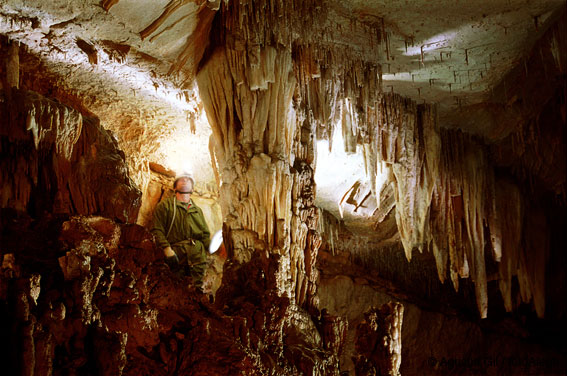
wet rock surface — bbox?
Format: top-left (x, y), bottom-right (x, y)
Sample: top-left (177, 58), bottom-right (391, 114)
top-left (318, 247), bottom-right (567, 376)
top-left (0, 2), bottom-right (566, 375)
top-left (0, 88), bottom-right (141, 223)
top-left (0, 212), bottom-right (353, 375)
top-left (0, 87), bottom-right (348, 375)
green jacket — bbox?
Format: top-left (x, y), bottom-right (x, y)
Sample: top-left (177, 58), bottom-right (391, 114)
top-left (151, 196), bottom-right (211, 251)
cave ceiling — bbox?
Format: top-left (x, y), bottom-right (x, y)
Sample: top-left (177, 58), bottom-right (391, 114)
top-left (1, 0), bottom-right (565, 239)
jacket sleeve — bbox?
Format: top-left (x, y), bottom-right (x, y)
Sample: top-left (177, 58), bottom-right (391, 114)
top-left (151, 201), bottom-right (171, 249)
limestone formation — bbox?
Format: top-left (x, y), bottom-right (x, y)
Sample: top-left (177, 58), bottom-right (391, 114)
top-left (0, 92), bottom-right (347, 375)
top-left (353, 302), bottom-right (404, 376)
top-left (0, 1), bottom-right (566, 375)
top-left (1, 88), bottom-right (140, 223)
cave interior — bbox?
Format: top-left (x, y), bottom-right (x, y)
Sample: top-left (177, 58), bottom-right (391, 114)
top-left (0, 0), bottom-right (566, 375)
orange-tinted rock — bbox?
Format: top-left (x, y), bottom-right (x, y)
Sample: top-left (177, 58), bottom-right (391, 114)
top-left (353, 302), bottom-right (404, 376)
top-left (0, 88), bottom-right (141, 223)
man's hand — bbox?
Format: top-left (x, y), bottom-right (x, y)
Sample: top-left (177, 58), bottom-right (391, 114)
top-left (164, 246), bottom-right (175, 257)
top-left (164, 246), bottom-right (179, 268)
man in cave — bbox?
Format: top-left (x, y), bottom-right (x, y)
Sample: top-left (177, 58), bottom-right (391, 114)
top-left (151, 172), bottom-right (211, 290)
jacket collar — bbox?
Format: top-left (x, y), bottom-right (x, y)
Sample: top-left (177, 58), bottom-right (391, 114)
top-left (174, 197), bottom-right (197, 212)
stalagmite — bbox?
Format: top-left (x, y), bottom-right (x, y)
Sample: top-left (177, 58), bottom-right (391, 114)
top-left (353, 302), bottom-right (404, 376)
top-left (520, 206), bottom-right (548, 318)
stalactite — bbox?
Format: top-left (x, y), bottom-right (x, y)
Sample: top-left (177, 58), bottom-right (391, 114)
top-left (519, 205), bottom-right (548, 318)
top-left (341, 99), bottom-right (358, 154)
top-left (200, 0), bottom-right (554, 331)
top-left (430, 130), bottom-right (494, 318)
top-left (219, 0), bottom-right (331, 51)
top-left (19, 90), bottom-right (82, 160)
top-left (317, 208), bottom-right (341, 256)
top-left (491, 178), bottom-right (522, 312)
top-left (76, 39), bottom-right (98, 65)
top-left (167, 5), bottom-right (216, 77)
top-left (140, 0), bottom-right (193, 41)
top-left (291, 40), bottom-right (383, 152)
top-left (99, 40), bottom-right (131, 64)
top-left (0, 89), bottom-right (81, 211)
top-left (195, 29), bottom-right (352, 371)
top-left (333, 84), bottom-right (551, 319)
top-left (197, 43), bottom-right (318, 308)
top-left (101, 0), bottom-right (121, 12)
top-left (195, 0), bottom-right (355, 326)
top-left (369, 94), bottom-right (440, 262)
top-left (198, 32), bottom-right (549, 318)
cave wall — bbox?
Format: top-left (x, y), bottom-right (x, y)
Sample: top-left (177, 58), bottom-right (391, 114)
top-left (0, 2), bottom-right (565, 376)
top-left (0, 84), bottom-right (359, 375)
top-left (0, 88), bottom-right (141, 223)
top-left (319, 272), bottom-right (567, 375)
top-left (0, 16), bottom-right (365, 374)
top-left (317, 243), bottom-right (567, 375)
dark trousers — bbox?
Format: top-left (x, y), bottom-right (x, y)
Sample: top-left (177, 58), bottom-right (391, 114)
top-left (171, 240), bottom-right (207, 288)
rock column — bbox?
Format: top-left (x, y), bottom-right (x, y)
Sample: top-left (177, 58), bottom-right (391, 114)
top-left (197, 43), bottom-right (320, 309)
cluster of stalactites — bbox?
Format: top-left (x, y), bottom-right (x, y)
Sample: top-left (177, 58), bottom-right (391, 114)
top-left (292, 45), bottom-right (382, 147)
top-left (218, 0), bottom-right (384, 148)
top-left (430, 130), bottom-right (546, 318)
top-left (197, 45), bottom-right (296, 246)
top-left (197, 0), bottom-right (385, 309)
top-left (201, 0), bottom-right (547, 319)
top-left (431, 130), bottom-right (493, 317)
top-left (338, 92), bottom-right (547, 319)
top-left (197, 44), bottom-right (322, 307)
top-left (220, 0), bottom-right (328, 51)
top-left (0, 90), bottom-right (82, 211)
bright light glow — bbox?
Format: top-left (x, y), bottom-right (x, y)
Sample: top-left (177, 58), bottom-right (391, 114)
top-left (158, 110), bottom-right (214, 184)
top-left (382, 72), bottom-right (414, 82)
top-left (314, 125), bottom-right (366, 196)
top-left (18, 35), bottom-right (195, 112)
top-left (162, 114), bottom-right (208, 174)
top-left (315, 125), bottom-right (390, 218)
top-left (402, 31), bottom-right (457, 57)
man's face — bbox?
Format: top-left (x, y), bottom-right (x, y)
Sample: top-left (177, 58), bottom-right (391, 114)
top-left (175, 177), bottom-right (193, 193)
